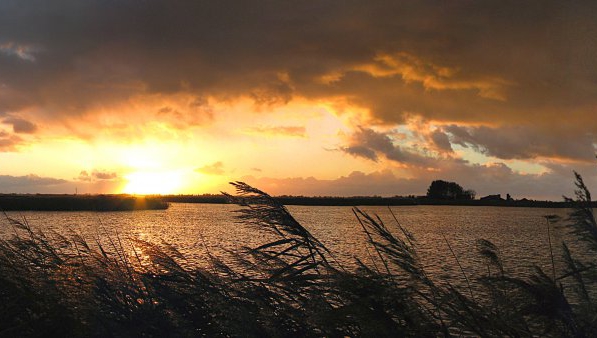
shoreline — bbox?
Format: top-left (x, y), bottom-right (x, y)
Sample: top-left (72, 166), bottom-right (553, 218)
top-left (1, 193), bottom-right (592, 210)
top-left (163, 194), bottom-right (590, 208)
top-left (0, 194), bottom-right (169, 211)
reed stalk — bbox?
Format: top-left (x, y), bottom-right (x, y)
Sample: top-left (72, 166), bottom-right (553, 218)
top-left (0, 172), bottom-right (596, 337)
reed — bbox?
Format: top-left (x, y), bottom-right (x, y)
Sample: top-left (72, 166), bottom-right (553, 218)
top-left (0, 174), bottom-right (596, 337)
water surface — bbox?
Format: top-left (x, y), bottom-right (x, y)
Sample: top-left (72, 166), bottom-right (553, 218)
top-left (0, 203), bottom-right (576, 285)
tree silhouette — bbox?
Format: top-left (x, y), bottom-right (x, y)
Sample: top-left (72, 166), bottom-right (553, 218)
top-left (426, 180), bottom-right (475, 200)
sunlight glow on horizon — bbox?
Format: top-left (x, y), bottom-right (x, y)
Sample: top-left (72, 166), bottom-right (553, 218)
top-left (0, 91), bottom-right (587, 199)
top-left (122, 170), bottom-right (184, 195)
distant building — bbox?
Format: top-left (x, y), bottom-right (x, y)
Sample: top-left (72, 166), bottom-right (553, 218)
top-left (480, 194), bottom-right (504, 201)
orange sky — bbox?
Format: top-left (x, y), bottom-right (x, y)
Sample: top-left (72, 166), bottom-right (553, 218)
top-left (1, 1), bottom-right (596, 199)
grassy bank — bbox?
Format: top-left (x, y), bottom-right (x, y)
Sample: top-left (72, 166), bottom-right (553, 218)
top-left (1, 174), bottom-right (596, 337)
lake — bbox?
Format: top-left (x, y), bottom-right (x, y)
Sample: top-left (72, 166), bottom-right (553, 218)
top-left (0, 203), bottom-right (577, 286)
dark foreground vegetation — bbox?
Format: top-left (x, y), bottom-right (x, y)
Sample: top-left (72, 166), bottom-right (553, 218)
top-left (0, 194), bottom-right (169, 211)
top-left (1, 173), bottom-right (597, 337)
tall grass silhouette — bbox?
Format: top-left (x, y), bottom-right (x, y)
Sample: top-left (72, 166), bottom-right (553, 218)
top-left (0, 174), bottom-right (596, 337)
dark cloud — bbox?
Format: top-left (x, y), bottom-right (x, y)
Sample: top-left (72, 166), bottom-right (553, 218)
top-left (155, 105), bottom-right (212, 130)
top-left (430, 129), bottom-right (453, 153)
top-left (250, 79), bottom-right (294, 107)
top-left (0, 130), bottom-right (23, 151)
top-left (343, 145), bottom-right (379, 162)
top-left (94, 171), bottom-right (117, 180)
top-left (77, 171), bottom-right (92, 182)
top-left (0, 173), bottom-right (122, 194)
top-left (445, 125), bottom-right (597, 161)
top-left (77, 170), bottom-right (119, 182)
top-left (196, 161), bottom-right (225, 175)
top-left (3, 117), bottom-right (37, 133)
top-left (0, 174), bottom-right (67, 192)
top-left (342, 127), bottom-right (434, 166)
top-left (0, 0), bottom-right (595, 167)
top-left (1, 2), bottom-right (594, 115)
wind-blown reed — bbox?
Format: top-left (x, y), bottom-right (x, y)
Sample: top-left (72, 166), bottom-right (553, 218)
top-left (1, 174), bottom-right (596, 337)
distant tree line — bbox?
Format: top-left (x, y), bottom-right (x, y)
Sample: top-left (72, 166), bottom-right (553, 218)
top-left (426, 180), bottom-right (475, 200)
top-left (0, 194), bottom-right (168, 211)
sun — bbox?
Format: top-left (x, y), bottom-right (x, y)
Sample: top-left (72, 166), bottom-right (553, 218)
top-left (122, 171), bottom-right (183, 195)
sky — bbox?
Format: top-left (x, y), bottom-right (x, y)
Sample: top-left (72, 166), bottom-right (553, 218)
top-left (0, 0), bottom-right (596, 199)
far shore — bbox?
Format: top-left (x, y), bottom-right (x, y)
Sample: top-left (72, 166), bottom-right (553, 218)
top-left (162, 194), bottom-right (593, 208)
top-left (0, 194), bottom-right (169, 211)
top-left (1, 193), bottom-right (593, 211)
